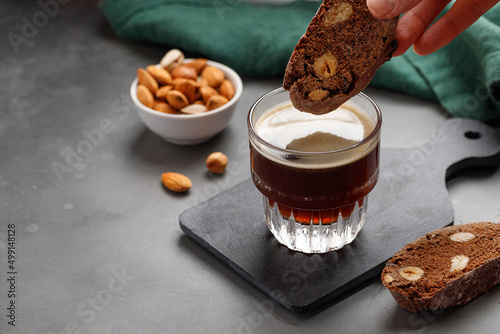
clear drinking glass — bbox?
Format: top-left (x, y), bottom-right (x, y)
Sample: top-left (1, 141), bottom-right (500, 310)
top-left (247, 88), bottom-right (382, 253)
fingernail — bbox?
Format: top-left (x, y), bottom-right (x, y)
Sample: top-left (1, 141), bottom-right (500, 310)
top-left (367, 0), bottom-right (397, 18)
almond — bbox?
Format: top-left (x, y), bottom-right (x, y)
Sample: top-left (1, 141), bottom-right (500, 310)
top-left (161, 172), bottom-right (192, 193)
top-left (171, 66), bottom-right (198, 81)
top-left (153, 100), bottom-right (177, 114)
top-left (201, 65), bottom-right (225, 87)
top-left (449, 232), bottom-right (475, 242)
top-left (172, 78), bottom-right (200, 88)
top-left (172, 78), bottom-right (190, 86)
top-left (146, 65), bottom-right (172, 85)
top-left (450, 255), bottom-right (469, 272)
top-left (206, 95), bottom-right (229, 111)
top-left (136, 84), bottom-right (154, 108)
top-left (160, 49), bottom-right (184, 71)
top-left (189, 79), bottom-right (203, 88)
top-left (166, 90), bottom-right (189, 110)
top-left (137, 68), bottom-right (159, 95)
top-left (199, 86), bottom-right (219, 102)
top-left (174, 80), bottom-right (196, 103)
top-left (194, 89), bottom-right (202, 101)
top-left (219, 79), bottom-right (235, 100)
top-left (181, 104), bottom-right (207, 115)
top-left (184, 58), bottom-right (207, 74)
top-left (206, 152), bottom-right (228, 174)
top-left (198, 78), bottom-right (210, 87)
top-left (156, 85), bottom-right (173, 99)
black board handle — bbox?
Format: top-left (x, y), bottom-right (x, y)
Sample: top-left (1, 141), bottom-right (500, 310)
top-left (431, 119), bottom-right (500, 177)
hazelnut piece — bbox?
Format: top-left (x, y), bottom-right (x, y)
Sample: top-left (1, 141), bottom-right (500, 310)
top-left (206, 152), bottom-right (228, 174)
top-left (309, 89), bottom-right (329, 101)
top-left (323, 2), bottom-right (353, 26)
top-left (398, 266), bottom-right (424, 281)
top-left (313, 53), bottom-right (338, 78)
top-left (384, 275), bottom-right (394, 283)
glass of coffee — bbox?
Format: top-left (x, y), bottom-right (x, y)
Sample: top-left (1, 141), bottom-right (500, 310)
top-left (247, 88), bottom-right (381, 253)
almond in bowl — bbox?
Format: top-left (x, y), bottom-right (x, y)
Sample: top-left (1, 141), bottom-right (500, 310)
top-left (130, 49), bottom-right (243, 145)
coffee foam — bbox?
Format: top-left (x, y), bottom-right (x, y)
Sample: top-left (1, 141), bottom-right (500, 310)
top-left (256, 101), bottom-right (374, 151)
top-left (253, 100), bottom-right (378, 168)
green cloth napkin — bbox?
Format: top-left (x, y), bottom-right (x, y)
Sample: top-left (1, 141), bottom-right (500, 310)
top-left (100, 0), bottom-right (500, 121)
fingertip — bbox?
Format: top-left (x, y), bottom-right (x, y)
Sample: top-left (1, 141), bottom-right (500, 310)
top-left (413, 38), bottom-right (444, 56)
top-left (411, 44), bottom-right (430, 56)
top-left (391, 22), bottom-right (415, 57)
top-left (392, 46), bottom-right (407, 57)
top-left (411, 44), bottom-right (425, 56)
top-left (413, 24), bottom-right (455, 56)
top-left (392, 37), bottom-right (411, 57)
top-left (367, 0), bottom-right (397, 19)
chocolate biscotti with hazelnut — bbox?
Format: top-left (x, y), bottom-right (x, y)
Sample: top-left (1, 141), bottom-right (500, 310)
top-left (283, 0), bottom-right (398, 114)
top-left (382, 222), bottom-right (500, 312)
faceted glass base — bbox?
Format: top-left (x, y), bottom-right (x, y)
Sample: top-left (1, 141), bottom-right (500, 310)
top-left (263, 196), bottom-right (368, 253)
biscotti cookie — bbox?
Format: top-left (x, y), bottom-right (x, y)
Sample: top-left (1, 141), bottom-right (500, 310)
top-left (283, 0), bottom-right (398, 114)
top-left (382, 222), bottom-right (500, 312)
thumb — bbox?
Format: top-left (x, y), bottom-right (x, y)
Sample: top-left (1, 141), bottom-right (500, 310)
top-left (367, 0), bottom-right (422, 18)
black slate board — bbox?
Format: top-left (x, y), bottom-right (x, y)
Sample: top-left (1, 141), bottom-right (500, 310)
top-left (179, 119), bottom-right (500, 312)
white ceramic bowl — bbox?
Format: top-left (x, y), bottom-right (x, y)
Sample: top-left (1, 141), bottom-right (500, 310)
top-left (130, 60), bottom-right (243, 145)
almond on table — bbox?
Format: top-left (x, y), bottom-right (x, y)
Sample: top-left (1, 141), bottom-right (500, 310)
top-left (161, 172), bottom-right (192, 193)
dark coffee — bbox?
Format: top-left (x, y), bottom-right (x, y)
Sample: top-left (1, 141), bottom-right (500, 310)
top-left (250, 101), bottom-right (379, 224)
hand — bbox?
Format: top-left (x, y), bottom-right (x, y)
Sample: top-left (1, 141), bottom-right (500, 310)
top-left (367, 0), bottom-right (500, 56)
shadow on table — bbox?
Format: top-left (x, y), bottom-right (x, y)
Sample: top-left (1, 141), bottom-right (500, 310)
top-left (177, 233), bottom-right (381, 326)
top-left (127, 126), bottom-right (234, 165)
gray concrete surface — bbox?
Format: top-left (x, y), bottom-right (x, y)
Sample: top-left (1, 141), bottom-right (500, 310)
top-left (0, 1), bottom-right (499, 333)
